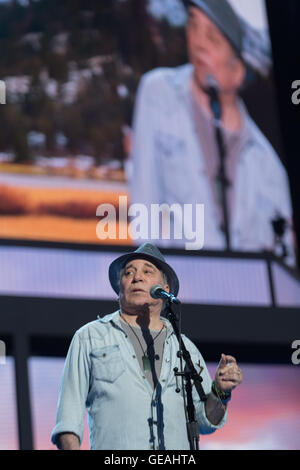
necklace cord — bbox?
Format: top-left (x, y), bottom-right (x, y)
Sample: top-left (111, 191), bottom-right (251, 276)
top-left (120, 314), bottom-right (165, 357)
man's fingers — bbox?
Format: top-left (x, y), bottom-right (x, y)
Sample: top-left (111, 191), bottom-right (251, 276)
top-left (219, 375), bottom-right (241, 384)
top-left (215, 356), bottom-right (243, 392)
top-left (223, 355), bottom-right (237, 364)
top-left (218, 370), bottom-right (243, 384)
top-left (218, 364), bottom-right (240, 375)
top-left (218, 354), bottom-right (237, 368)
top-left (218, 353), bottom-right (227, 367)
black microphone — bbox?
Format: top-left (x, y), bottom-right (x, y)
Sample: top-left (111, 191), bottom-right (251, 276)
top-left (205, 74), bottom-right (222, 120)
top-left (150, 284), bottom-right (180, 304)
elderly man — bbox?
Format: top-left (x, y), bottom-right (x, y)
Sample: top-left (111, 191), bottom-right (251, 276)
top-left (130, 0), bottom-right (294, 263)
top-left (51, 243), bottom-right (242, 450)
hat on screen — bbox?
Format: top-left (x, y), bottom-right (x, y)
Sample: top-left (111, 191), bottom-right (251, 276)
top-left (109, 243), bottom-right (179, 296)
top-left (182, 0), bottom-right (244, 58)
top-left (182, 0), bottom-right (272, 77)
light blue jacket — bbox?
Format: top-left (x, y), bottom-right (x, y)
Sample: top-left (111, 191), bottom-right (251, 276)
top-left (51, 310), bottom-right (226, 450)
top-left (130, 64), bottom-right (294, 263)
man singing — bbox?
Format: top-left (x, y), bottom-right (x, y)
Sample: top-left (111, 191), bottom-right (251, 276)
top-left (51, 243), bottom-right (242, 450)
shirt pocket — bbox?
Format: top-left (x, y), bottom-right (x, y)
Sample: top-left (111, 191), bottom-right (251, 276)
top-left (90, 345), bottom-right (125, 383)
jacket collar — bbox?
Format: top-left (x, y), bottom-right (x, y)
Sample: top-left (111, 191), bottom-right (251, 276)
top-left (98, 310), bottom-right (175, 339)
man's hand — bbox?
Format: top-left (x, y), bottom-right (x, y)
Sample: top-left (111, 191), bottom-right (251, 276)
top-left (215, 353), bottom-right (243, 393)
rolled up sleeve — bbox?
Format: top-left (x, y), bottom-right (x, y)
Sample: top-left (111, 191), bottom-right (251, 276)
top-left (51, 332), bottom-right (90, 447)
top-left (195, 358), bottom-right (227, 434)
top-left (196, 399), bottom-right (228, 435)
top-left (184, 341), bottom-right (227, 435)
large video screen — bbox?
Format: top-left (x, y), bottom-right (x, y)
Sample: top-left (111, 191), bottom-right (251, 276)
top-left (0, 0), bottom-right (296, 265)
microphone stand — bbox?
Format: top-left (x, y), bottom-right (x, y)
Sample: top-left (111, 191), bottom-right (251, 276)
top-left (207, 84), bottom-right (231, 250)
top-left (271, 215), bottom-right (288, 260)
top-left (164, 298), bottom-right (207, 450)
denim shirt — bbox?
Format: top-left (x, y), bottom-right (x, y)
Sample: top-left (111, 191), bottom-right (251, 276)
top-left (51, 310), bottom-right (227, 450)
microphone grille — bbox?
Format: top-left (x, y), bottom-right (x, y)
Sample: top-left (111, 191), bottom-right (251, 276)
top-left (150, 284), bottom-right (163, 299)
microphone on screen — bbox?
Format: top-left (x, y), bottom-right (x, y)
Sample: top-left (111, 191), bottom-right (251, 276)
top-left (204, 74), bottom-right (222, 121)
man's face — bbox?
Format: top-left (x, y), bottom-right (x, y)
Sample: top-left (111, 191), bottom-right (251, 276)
top-left (186, 7), bottom-right (245, 93)
top-left (119, 258), bottom-right (169, 311)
